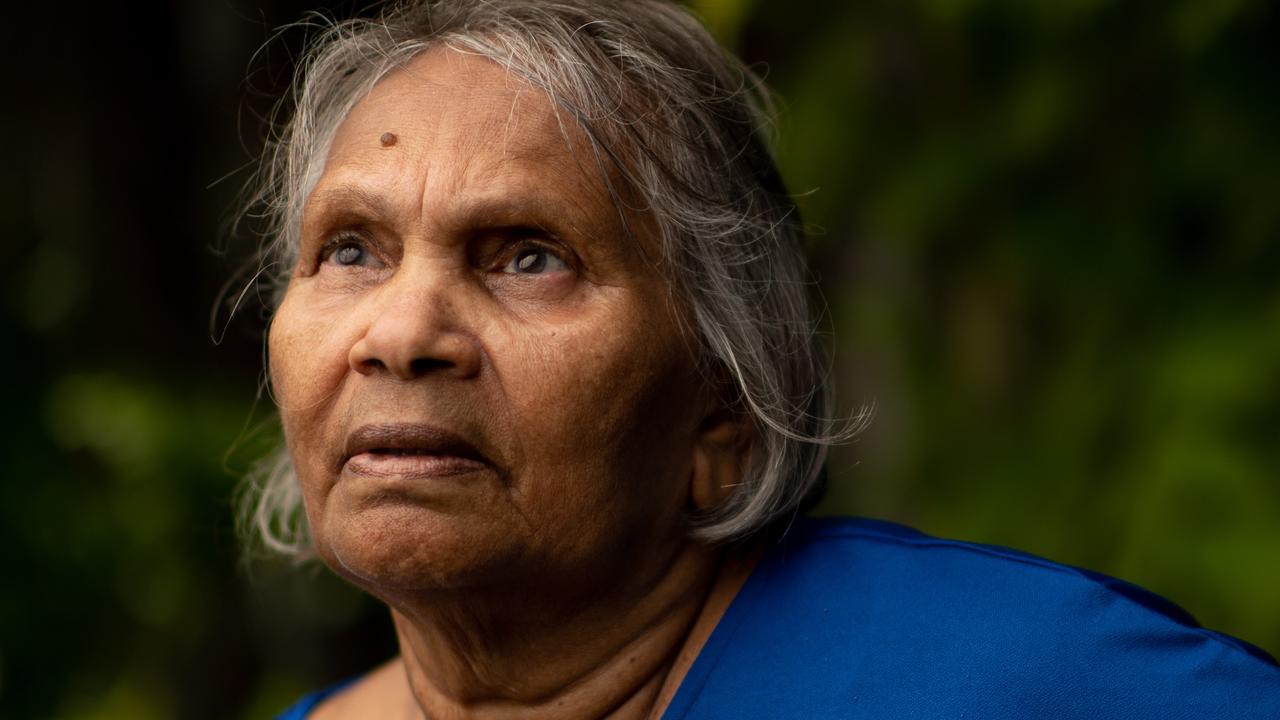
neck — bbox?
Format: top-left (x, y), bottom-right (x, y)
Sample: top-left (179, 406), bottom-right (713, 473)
top-left (383, 539), bottom-right (757, 720)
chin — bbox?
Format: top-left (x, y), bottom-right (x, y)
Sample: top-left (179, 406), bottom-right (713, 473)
top-left (314, 502), bottom-right (526, 597)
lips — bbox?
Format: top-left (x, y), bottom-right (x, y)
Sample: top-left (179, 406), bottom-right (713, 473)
top-left (341, 422), bottom-right (491, 479)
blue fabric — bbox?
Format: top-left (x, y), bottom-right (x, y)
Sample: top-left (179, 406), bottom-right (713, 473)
top-left (278, 516), bottom-right (1280, 718)
top-left (663, 516), bottom-right (1280, 719)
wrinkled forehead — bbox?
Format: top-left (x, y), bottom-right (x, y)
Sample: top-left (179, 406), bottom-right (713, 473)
top-left (310, 47), bottom-right (626, 228)
top-left (344, 51), bottom-right (572, 153)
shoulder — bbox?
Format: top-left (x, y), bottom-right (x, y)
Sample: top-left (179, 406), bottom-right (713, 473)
top-left (665, 516), bottom-right (1280, 719)
top-left (760, 516), bottom-right (1271, 659)
top-left (276, 659), bottom-right (411, 720)
top-left (275, 682), bottom-right (352, 720)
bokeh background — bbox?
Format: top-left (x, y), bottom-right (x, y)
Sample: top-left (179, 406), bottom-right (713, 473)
top-left (3, 0), bottom-right (1277, 717)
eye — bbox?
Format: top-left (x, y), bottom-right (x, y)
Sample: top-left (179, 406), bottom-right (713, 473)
top-left (502, 245), bottom-right (569, 275)
top-left (334, 243), bottom-right (366, 265)
top-left (319, 234), bottom-right (379, 269)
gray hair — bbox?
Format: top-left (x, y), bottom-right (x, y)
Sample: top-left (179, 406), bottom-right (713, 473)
top-left (236, 0), bottom-right (865, 560)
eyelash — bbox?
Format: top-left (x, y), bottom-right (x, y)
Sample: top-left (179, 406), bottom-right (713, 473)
top-left (497, 240), bottom-right (571, 275)
top-left (318, 232), bottom-right (373, 267)
top-left (312, 230), bottom-right (575, 276)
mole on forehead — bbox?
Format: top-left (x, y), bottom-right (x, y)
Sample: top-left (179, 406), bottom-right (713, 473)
top-left (379, 132), bottom-right (398, 147)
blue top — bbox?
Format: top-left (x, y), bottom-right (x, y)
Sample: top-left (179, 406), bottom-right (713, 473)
top-left (279, 516), bottom-right (1280, 718)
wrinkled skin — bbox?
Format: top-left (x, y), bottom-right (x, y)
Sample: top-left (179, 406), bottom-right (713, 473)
top-left (269, 48), bottom-right (752, 719)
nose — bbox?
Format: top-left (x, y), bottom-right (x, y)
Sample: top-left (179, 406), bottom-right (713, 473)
top-left (348, 271), bottom-right (482, 381)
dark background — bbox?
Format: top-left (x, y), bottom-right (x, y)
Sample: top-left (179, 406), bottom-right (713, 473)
top-left (2, 0), bottom-right (1277, 717)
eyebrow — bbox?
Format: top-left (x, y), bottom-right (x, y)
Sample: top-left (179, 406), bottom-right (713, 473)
top-left (303, 185), bottom-right (394, 221)
top-left (304, 178), bottom-right (610, 239)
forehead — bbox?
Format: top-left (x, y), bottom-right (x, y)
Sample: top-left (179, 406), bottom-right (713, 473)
top-left (311, 47), bottom-right (613, 226)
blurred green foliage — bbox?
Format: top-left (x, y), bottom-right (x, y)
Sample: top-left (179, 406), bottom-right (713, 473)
top-left (3, 0), bottom-right (1277, 717)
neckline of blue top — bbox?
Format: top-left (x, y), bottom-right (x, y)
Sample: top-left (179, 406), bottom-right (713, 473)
top-left (278, 515), bottom-right (1280, 719)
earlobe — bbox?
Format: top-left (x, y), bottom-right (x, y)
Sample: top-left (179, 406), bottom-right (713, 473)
top-left (690, 409), bottom-right (752, 512)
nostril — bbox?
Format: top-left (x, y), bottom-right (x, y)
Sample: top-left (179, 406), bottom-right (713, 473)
top-left (409, 357), bottom-right (453, 376)
top-left (348, 323), bottom-right (479, 379)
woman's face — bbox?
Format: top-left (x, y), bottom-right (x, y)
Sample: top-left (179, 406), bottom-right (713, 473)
top-left (269, 48), bottom-right (711, 598)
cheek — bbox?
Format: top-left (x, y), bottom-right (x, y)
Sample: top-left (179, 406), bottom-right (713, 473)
top-left (495, 305), bottom-right (702, 533)
top-left (268, 289), bottom-right (363, 498)
top-left (269, 289), bottom-right (356, 417)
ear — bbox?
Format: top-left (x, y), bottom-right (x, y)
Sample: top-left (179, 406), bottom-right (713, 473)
top-left (689, 404), bottom-right (754, 513)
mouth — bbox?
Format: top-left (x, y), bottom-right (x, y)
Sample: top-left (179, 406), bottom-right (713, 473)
top-left (341, 422), bottom-right (491, 479)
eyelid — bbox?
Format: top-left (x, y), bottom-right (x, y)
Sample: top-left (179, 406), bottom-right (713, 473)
top-left (301, 228), bottom-right (390, 278)
top-left (490, 232), bottom-right (576, 271)
top-left (316, 228), bottom-right (381, 264)
top-left (318, 230), bottom-right (364, 256)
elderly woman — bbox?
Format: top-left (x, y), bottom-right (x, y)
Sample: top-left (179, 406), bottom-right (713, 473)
top-left (241, 1), bottom-right (1280, 718)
